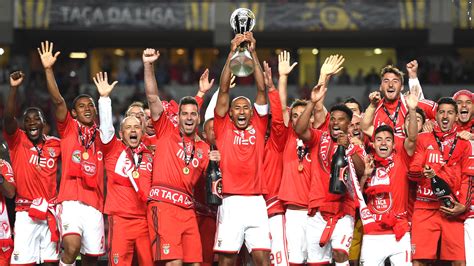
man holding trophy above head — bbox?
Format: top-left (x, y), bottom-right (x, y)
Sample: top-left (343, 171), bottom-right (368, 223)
top-left (213, 8), bottom-right (272, 266)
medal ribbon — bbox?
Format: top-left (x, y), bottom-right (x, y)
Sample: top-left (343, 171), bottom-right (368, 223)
top-left (382, 101), bottom-right (401, 128)
top-left (77, 125), bottom-right (97, 152)
top-left (433, 133), bottom-right (458, 164)
top-left (180, 133), bottom-right (195, 169)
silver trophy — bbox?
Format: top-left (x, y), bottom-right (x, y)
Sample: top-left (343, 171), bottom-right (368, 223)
top-left (229, 8), bottom-right (256, 77)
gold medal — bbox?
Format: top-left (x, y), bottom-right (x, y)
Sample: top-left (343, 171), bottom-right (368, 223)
top-left (298, 163), bottom-right (304, 172)
top-left (82, 152), bottom-right (89, 160)
top-left (132, 171), bottom-right (140, 179)
top-left (183, 167), bottom-right (190, 175)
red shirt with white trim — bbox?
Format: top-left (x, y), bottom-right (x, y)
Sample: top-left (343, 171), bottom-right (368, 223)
top-left (214, 108), bottom-right (268, 195)
top-left (3, 128), bottom-right (60, 203)
top-left (102, 137), bottom-right (153, 218)
top-left (263, 90), bottom-right (287, 215)
top-left (365, 136), bottom-right (411, 234)
top-left (151, 114), bottom-right (209, 196)
top-left (56, 112), bottom-right (105, 212)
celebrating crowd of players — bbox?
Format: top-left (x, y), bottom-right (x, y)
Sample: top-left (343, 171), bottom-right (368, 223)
top-left (0, 33), bottom-right (473, 266)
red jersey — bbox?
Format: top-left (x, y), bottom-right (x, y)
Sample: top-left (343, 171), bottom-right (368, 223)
top-left (151, 113), bottom-right (209, 196)
top-left (3, 128), bottom-right (60, 203)
top-left (410, 130), bottom-right (472, 211)
top-left (102, 137), bottom-right (153, 218)
top-left (214, 108), bottom-right (268, 195)
top-left (456, 119), bottom-right (474, 133)
top-left (142, 134), bottom-right (159, 154)
top-left (373, 97), bottom-right (436, 137)
top-left (278, 128), bottom-right (312, 208)
top-left (263, 90), bottom-right (287, 216)
top-left (56, 112), bottom-right (105, 212)
top-left (467, 140), bottom-right (474, 218)
top-left (365, 136), bottom-right (411, 235)
top-left (306, 129), bottom-right (365, 217)
top-left (0, 160), bottom-right (15, 185)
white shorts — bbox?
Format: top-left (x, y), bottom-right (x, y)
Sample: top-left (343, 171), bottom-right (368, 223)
top-left (285, 209), bottom-right (308, 264)
top-left (465, 218), bottom-right (474, 266)
top-left (360, 233), bottom-right (412, 266)
top-left (269, 214), bottom-right (289, 266)
top-left (214, 195), bottom-right (271, 253)
top-left (307, 212), bottom-right (354, 264)
top-left (10, 211), bottom-right (59, 264)
top-left (58, 201), bottom-right (105, 256)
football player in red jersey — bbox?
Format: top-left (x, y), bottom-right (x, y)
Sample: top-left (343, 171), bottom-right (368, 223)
top-left (93, 72), bottom-right (154, 266)
top-left (4, 70), bottom-right (61, 265)
top-left (39, 41), bottom-right (105, 266)
top-left (143, 48), bottom-right (210, 265)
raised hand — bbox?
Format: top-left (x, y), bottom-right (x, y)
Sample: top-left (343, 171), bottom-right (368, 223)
top-left (369, 91), bottom-right (381, 107)
top-left (198, 69), bottom-right (215, 95)
top-left (92, 72), bottom-right (118, 98)
top-left (244, 32), bottom-right (256, 52)
top-left (406, 85), bottom-right (420, 110)
top-left (320, 54), bottom-right (345, 76)
top-left (10, 71), bottom-right (25, 88)
top-left (263, 61), bottom-right (275, 89)
top-left (37, 40), bottom-right (60, 69)
top-left (230, 74), bottom-right (236, 89)
top-left (278, 50), bottom-right (298, 76)
top-left (142, 48), bottom-right (160, 64)
top-left (231, 34), bottom-right (246, 52)
top-left (406, 60), bottom-right (418, 79)
top-left (337, 133), bottom-right (350, 148)
top-left (310, 83), bottom-right (327, 103)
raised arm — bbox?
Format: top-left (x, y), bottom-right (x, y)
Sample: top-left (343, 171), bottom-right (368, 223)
top-left (142, 48), bottom-right (163, 121)
top-left (37, 41), bottom-right (68, 122)
top-left (245, 32), bottom-right (266, 106)
top-left (204, 75), bottom-right (235, 122)
top-left (277, 51), bottom-right (298, 127)
top-left (361, 91), bottom-right (381, 136)
top-left (4, 71), bottom-right (24, 135)
top-left (196, 68), bottom-right (215, 99)
top-left (215, 34), bottom-right (246, 117)
top-left (404, 89), bottom-right (419, 156)
top-left (295, 84), bottom-right (327, 142)
top-left (313, 55), bottom-right (345, 128)
top-left (406, 60), bottom-right (425, 100)
top-left (93, 72), bottom-right (118, 144)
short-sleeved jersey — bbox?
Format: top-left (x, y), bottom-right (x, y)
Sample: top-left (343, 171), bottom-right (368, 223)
top-left (102, 137), bottom-right (153, 218)
top-left (152, 113), bottom-right (209, 196)
top-left (56, 112), bottom-right (105, 212)
top-left (263, 90), bottom-right (287, 215)
top-left (365, 136), bottom-right (411, 234)
top-left (411, 131), bottom-right (472, 210)
top-left (306, 128), bottom-right (365, 217)
top-left (373, 97), bottom-right (436, 137)
top-left (142, 134), bottom-right (159, 154)
top-left (214, 108), bottom-right (268, 195)
top-left (3, 128), bottom-right (60, 202)
top-left (278, 128), bottom-right (312, 208)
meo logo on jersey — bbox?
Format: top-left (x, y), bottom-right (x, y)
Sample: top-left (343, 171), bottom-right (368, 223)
top-left (233, 128), bottom-right (256, 145)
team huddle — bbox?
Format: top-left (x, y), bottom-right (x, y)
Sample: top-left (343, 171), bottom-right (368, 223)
top-left (0, 33), bottom-right (473, 266)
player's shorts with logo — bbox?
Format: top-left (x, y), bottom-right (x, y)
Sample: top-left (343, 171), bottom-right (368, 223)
top-left (108, 215), bottom-right (153, 266)
top-left (360, 233), bottom-right (411, 266)
top-left (411, 208), bottom-right (465, 261)
top-left (269, 214), bottom-right (289, 266)
top-left (10, 211), bottom-right (59, 265)
top-left (214, 195), bottom-right (271, 253)
top-left (306, 212), bottom-right (354, 264)
top-left (147, 201), bottom-right (202, 263)
top-left (58, 200), bottom-right (105, 256)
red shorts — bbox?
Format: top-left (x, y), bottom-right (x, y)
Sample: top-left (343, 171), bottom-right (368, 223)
top-left (147, 201), bottom-right (202, 263)
top-left (411, 208), bottom-right (465, 261)
top-left (0, 247), bottom-right (12, 266)
top-left (108, 215), bottom-right (153, 266)
top-left (197, 215), bottom-right (216, 266)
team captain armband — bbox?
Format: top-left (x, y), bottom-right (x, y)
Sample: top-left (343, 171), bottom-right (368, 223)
top-left (148, 185), bottom-right (194, 209)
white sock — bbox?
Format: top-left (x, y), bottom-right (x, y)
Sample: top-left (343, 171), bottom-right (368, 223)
top-left (335, 262), bottom-right (349, 266)
top-left (59, 259), bottom-right (76, 266)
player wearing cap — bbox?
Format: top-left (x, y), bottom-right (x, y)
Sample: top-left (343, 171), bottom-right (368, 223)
top-left (452, 89), bottom-right (473, 141)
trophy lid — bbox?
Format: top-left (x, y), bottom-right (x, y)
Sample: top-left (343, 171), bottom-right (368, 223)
top-left (230, 8), bottom-right (255, 34)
